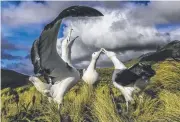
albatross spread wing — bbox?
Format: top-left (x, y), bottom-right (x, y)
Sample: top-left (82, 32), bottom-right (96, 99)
top-left (114, 63), bottom-right (155, 86)
top-left (114, 69), bottom-right (140, 86)
top-left (31, 39), bottom-right (42, 75)
top-left (30, 6), bottom-right (103, 81)
top-left (129, 63), bottom-right (156, 77)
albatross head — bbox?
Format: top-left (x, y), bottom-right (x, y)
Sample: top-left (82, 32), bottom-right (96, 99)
top-left (138, 63), bottom-right (156, 78)
top-left (67, 27), bottom-right (73, 40)
top-left (92, 49), bottom-right (102, 59)
top-left (62, 28), bottom-right (79, 49)
top-left (29, 76), bottom-right (43, 85)
top-left (29, 76), bottom-right (51, 97)
top-left (101, 48), bottom-right (116, 59)
top-left (62, 28), bottom-right (73, 46)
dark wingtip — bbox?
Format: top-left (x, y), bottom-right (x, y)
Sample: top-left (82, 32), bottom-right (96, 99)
top-left (83, 6), bottom-right (104, 16)
top-left (44, 5), bottom-right (104, 30)
top-left (96, 12), bottom-right (104, 16)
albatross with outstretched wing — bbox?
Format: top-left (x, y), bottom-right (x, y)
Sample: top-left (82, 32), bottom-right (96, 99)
top-left (29, 6), bottom-right (103, 108)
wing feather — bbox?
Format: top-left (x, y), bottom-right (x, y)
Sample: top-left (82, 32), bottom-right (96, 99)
top-left (114, 69), bottom-right (140, 86)
top-left (31, 6), bottom-right (103, 80)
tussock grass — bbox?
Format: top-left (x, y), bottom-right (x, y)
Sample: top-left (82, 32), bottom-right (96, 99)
top-left (147, 61), bottom-right (180, 92)
top-left (1, 59), bottom-right (180, 122)
top-left (132, 60), bottom-right (180, 122)
top-left (132, 93), bottom-right (162, 121)
top-left (158, 90), bottom-right (180, 121)
top-left (1, 86), bottom-right (46, 121)
top-left (62, 83), bottom-right (94, 122)
top-left (92, 84), bottom-right (123, 122)
top-left (40, 99), bottom-right (60, 122)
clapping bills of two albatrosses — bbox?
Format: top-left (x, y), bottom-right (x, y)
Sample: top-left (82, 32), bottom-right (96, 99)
top-left (83, 48), bottom-right (155, 112)
top-left (30, 44), bottom-right (155, 111)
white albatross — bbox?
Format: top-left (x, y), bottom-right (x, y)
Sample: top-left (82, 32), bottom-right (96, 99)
top-left (102, 48), bottom-right (155, 112)
top-left (82, 49), bottom-right (102, 85)
top-left (29, 6), bottom-right (103, 109)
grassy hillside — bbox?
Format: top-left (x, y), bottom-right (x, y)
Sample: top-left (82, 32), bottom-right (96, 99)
top-left (1, 59), bottom-right (180, 122)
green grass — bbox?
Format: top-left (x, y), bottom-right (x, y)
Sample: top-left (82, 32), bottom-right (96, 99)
top-left (92, 84), bottom-right (123, 122)
top-left (1, 59), bottom-right (180, 122)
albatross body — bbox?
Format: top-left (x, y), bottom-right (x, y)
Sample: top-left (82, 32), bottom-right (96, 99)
top-left (102, 48), bottom-right (155, 111)
top-left (30, 6), bottom-right (103, 107)
top-left (29, 74), bottom-right (79, 107)
top-left (82, 49), bottom-right (102, 85)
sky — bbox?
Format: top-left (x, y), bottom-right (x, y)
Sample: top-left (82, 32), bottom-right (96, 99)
top-left (1, 1), bottom-right (180, 75)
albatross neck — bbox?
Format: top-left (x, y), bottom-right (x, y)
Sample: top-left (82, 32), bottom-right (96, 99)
top-left (87, 58), bottom-right (97, 70)
top-left (61, 46), bottom-right (72, 65)
top-left (110, 56), bottom-right (127, 70)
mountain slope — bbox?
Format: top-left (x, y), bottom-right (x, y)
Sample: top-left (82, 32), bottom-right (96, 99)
top-left (1, 69), bottom-right (29, 89)
top-left (140, 40), bottom-right (180, 62)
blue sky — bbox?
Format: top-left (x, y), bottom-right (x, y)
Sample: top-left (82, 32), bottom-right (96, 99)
top-left (1, 1), bottom-right (67, 74)
top-left (1, 1), bottom-right (180, 75)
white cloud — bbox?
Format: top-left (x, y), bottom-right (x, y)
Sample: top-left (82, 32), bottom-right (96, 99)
top-left (64, 7), bottom-right (170, 49)
top-left (2, 1), bottom-right (125, 26)
top-left (58, 7), bottom-right (170, 68)
top-left (129, 1), bottom-right (180, 25)
top-left (2, 1), bottom-right (71, 26)
top-left (170, 28), bottom-right (180, 41)
top-left (2, 1), bottom-right (180, 26)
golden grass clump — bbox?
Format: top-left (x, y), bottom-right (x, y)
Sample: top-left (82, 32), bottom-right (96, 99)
top-left (60, 82), bottom-right (94, 122)
top-left (132, 60), bottom-right (180, 122)
top-left (147, 60), bottom-right (180, 92)
top-left (132, 93), bottom-right (162, 122)
top-left (158, 90), bottom-right (180, 121)
top-left (92, 84), bottom-right (123, 122)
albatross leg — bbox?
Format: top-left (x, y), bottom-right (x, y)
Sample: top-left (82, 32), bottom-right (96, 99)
top-left (48, 77), bottom-right (52, 84)
top-left (126, 101), bottom-right (129, 113)
top-left (139, 95), bottom-right (143, 103)
top-left (58, 103), bottom-right (62, 121)
top-left (44, 74), bottom-right (53, 84)
top-left (58, 103), bottom-right (61, 110)
top-left (48, 97), bottom-right (52, 103)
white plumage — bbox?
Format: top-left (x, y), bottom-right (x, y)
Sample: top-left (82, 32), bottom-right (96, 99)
top-left (29, 75), bottom-right (79, 109)
top-left (82, 49), bottom-right (102, 85)
top-left (102, 48), bottom-right (136, 111)
top-left (61, 28), bottom-right (78, 66)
